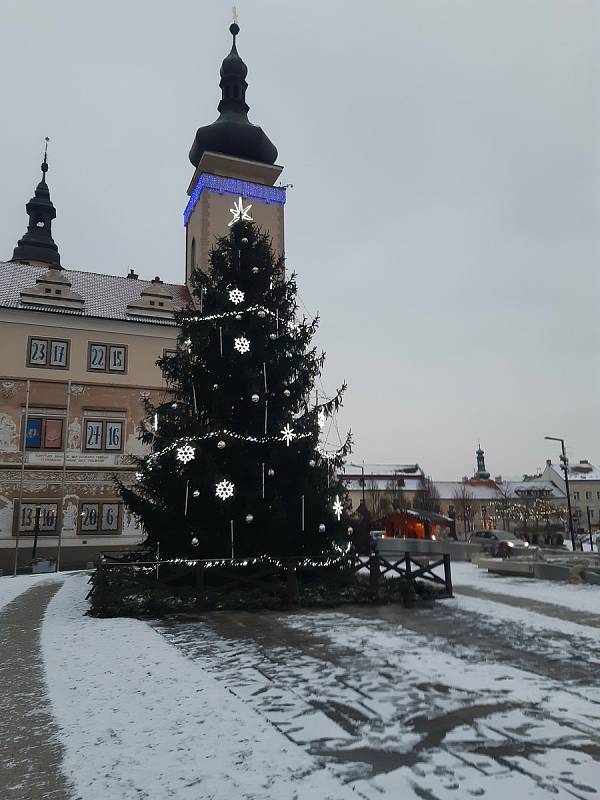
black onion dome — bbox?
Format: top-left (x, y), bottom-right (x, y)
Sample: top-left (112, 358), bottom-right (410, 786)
top-left (220, 24), bottom-right (248, 79)
top-left (12, 146), bottom-right (61, 267)
top-left (189, 23), bottom-right (278, 167)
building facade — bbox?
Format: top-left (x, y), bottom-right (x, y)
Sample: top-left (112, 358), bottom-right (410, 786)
top-left (0, 22), bottom-right (284, 570)
top-left (542, 459), bottom-right (600, 533)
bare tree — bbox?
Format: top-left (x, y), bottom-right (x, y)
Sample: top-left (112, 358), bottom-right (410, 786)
top-left (452, 484), bottom-right (475, 539)
top-left (413, 476), bottom-right (441, 513)
top-left (386, 476), bottom-right (408, 512)
top-left (494, 481), bottom-right (512, 531)
top-left (365, 478), bottom-right (391, 521)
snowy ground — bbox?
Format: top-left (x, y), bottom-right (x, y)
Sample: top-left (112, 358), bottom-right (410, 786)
top-left (452, 560), bottom-right (600, 616)
top-left (0, 571), bottom-right (65, 612)
top-left (1, 563), bottom-right (599, 799)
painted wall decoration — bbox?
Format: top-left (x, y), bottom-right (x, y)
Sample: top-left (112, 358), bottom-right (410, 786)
top-left (25, 418), bottom-right (42, 449)
top-left (0, 414), bottom-right (19, 452)
top-left (44, 419), bottom-right (63, 449)
top-left (0, 496), bottom-right (14, 536)
top-left (67, 417), bottom-right (81, 451)
top-left (62, 497), bottom-right (78, 532)
top-left (1, 382), bottom-right (16, 399)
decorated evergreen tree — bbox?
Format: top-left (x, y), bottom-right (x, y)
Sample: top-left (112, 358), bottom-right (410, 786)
top-left (119, 213), bottom-right (351, 558)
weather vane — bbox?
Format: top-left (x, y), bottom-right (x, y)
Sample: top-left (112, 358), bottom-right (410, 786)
top-left (42, 136), bottom-right (50, 172)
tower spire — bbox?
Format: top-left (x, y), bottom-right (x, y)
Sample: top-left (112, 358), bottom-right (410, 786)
top-left (189, 21), bottom-right (278, 167)
top-left (475, 443), bottom-right (490, 480)
top-left (12, 139), bottom-right (61, 268)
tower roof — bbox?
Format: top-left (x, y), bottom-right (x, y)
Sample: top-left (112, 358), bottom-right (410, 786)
top-left (189, 23), bottom-right (278, 167)
top-left (12, 141), bottom-right (61, 268)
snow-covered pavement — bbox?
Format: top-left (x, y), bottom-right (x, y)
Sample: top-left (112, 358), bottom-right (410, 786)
top-left (41, 574), bottom-right (356, 800)
top-left (0, 563), bottom-right (599, 799)
top-left (0, 570), bottom-right (65, 612)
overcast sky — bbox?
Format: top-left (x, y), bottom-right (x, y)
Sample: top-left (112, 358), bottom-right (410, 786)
top-left (1, 0), bottom-right (598, 479)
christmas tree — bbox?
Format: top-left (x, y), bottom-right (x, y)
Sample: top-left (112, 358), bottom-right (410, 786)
top-left (119, 213), bottom-right (351, 559)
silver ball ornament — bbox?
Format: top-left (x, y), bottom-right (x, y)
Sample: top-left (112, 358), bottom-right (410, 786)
top-left (308, 459), bottom-right (316, 467)
top-left (245, 514), bottom-right (254, 524)
top-left (191, 537), bottom-right (199, 547)
top-left (213, 384), bottom-right (219, 390)
top-left (347, 526), bottom-right (354, 535)
top-left (267, 468), bottom-right (275, 477)
top-left (283, 389), bottom-right (291, 397)
top-left (217, 440), bottom-right (226, 449)
top-left (258, 310), bottom-right (266, 318)
top-left (235, 314), bottom-right (242, 321)
top-left (241, 237), bottom-right (249, 244)
top-left (252, 267), bottom-right (259, 274)
top-left (318, 523), bottom-right (326, 533)
top-left (251, 394), bottom-right (260, 403)
top-left (193, 489), bottom-right (200, 498)
top-left (171, 402), bottom-right (178, 409)
top-left (269, 333), bottom-right (277, 340)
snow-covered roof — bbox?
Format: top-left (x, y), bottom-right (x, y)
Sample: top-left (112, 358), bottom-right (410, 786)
top-left (340, 464), bottom-right (424, 478)
top-left (343, 477), bottom-right (423, 493)
top-left (434, 481), bottom-right (499, 500)
top-left (0, 261), bottom-right (190, 326)
top-left (505, 480), bottom-right (566, 499)
top-left (546, 461), bottom-right (600, 482)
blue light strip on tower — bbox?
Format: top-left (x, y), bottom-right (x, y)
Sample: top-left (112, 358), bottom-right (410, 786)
top-left (184, 173), bottom-right (286, 225)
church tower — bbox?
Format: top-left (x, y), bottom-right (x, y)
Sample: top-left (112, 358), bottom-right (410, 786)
top-left (12, 141), bottom-right (61, 268)
top-left (475, 444), bottom-right (490, 480)
top-left (184, 22), bottom-right (286, 284)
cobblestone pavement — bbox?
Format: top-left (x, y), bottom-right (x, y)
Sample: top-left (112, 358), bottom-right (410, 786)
top-left (155, 601), bottom-right (600, 799)
top-left (0, 581), bottom-right (74, 800)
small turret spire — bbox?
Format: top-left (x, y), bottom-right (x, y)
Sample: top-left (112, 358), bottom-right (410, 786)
top-left (475, 443), bottom-right (490, 480)
top-left (11, 139), bottom-right (61, 267)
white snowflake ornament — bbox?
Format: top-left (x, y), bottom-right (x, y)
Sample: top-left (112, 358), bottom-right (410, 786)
top-left (234, 337), bottom-right (250, 354)
top-left (333, 495), bottom-right (343, 521)
top-left (281, 424), bottom-right (296, 447)
top-left (229, 288), bottom-right (245, 305)
top-left (215, 479), bottom-right (235, 500)
top-left (176, 444), bottom-right (195, 464)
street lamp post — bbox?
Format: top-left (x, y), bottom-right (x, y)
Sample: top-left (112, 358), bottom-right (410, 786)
top-left (545, 436), bottom-right (576, 552)
top-left (349, 461), bottom-right (366, 507)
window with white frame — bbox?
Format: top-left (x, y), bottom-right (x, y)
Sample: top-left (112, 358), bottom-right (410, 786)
top-left (79, 501), bottom-right (122, 533)
top-left (88, 342), bottom-right (127, 373)
top-left (27, 337), bottom-right (70, 369)
top-left (84, 419), bottom-right (124, 452)
top-left (17, 501), bottom-right (59, 534)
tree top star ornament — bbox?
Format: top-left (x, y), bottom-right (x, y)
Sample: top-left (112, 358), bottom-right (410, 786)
top-left (229, 196), bottom-right (253, 227)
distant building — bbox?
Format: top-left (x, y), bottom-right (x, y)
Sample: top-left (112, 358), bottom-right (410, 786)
top-left (339, 464), bottom-right (425, 517)
top-left (542, 459), bottom-right (600, 532)
top-left (0, 152), bottom-right (190, 570)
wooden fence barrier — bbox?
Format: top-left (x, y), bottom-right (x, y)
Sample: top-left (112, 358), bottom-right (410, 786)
top-left (87, 548), bottom-right (453, 614)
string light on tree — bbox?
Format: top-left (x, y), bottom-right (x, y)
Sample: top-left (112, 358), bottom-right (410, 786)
top-left (229, 288), bottom-right (245, 305)
top-left (176, 445), bottom-right (195, 464)
top-left (318, 410), bottom-right (326, 429)
top-left (215, 479), bottom-right (235, 500)
top-left (228, 196), bottom-right (253, 226)
top-left (234, 337), bottom-right (250, 354)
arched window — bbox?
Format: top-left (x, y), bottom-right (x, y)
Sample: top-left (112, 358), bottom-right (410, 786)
top-left (190, 237), bottom-right (196, 272)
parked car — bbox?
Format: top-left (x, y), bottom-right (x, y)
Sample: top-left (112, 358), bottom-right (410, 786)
top-left (468, 529), bottom-right (530, 558)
